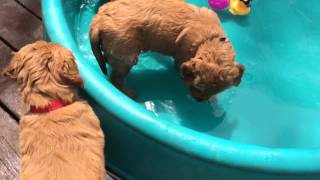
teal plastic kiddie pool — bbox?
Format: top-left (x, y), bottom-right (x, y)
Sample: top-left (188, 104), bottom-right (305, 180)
top-left (42, 0), bottom-right (320, 179)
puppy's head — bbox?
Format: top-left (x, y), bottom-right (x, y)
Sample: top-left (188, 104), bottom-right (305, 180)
top-left (2, 41), bottom-right (83, 101)
top-left (181, 37), bottom-right (244, 101)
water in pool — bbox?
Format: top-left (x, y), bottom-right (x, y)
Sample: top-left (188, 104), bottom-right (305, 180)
top-left (76, 0), bottom-right (320, 148)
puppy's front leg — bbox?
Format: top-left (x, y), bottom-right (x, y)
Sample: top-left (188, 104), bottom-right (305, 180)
top-left (109, 56), bottom-right (137, 99)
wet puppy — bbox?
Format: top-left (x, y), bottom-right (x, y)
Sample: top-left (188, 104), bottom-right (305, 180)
top-left (90, 0), bottom-right (244, 101)
top-left (2, 41), bottom-right (107, 180)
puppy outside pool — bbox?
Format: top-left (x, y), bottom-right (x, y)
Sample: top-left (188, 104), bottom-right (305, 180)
top-left (2, 41), bottom-right (108, 180)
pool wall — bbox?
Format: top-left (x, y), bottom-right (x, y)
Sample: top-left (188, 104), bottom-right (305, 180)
top-left (86, 93), bottom-right (319, 180)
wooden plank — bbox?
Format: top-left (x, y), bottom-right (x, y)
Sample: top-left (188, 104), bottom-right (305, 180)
top-left (0, 40), bottom-right (12, 68)
top-left (0, 79), bottom-right (24, 118)
top-left (0, 108), bottom-right (20, 180)
top-left (0, 137), bottom-right (20, 180)
top-left (0, 40), bottom-right (24, 118)
top-left (0, 0), bottom-right (42, 49)
top-left (0, 108), bottom-right (19, 152)
top-left (17, 0), bottom-right (42, 19)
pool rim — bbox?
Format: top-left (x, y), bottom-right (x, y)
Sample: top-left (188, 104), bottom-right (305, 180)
top-left (42, 0), bottom-right (320, 174)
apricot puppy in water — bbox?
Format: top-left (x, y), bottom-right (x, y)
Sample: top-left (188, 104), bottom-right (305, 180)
top-left (90, 0), bottom-right (244, 101)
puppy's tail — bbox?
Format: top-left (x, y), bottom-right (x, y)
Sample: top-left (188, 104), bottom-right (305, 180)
top-left (89, 27), bottom-right (108, 75)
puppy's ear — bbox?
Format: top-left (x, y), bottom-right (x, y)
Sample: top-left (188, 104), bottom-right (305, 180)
top-left (180, 59), bottom-right (202, 85)
top-left (2, 53), bottom-right (23, 79)
top-left (56, 57), bottom-right (84, 88)
top-left (219, 64), bottom-right (244, 86)
top-left (180, 60), bottom-right (196, 85)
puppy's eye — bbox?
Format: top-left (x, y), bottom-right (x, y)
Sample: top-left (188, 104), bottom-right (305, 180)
top-left (219, 37), bottom-right (229, 42)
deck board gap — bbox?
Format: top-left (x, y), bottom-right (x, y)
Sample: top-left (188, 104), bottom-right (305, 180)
top-left (0, 37), bottom-right (18, 52)
top-left (0, 101), bottom-right (20, 121)
top-left (14, 0), bottom-right (42, 21)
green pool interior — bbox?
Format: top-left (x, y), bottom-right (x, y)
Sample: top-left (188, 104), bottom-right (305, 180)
top-left (74, 0), bottom-right (320, 148)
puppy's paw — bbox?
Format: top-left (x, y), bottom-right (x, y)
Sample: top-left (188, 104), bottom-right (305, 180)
top-left (122, 86), bottom-right (138, 100)
top-left (111, 80), bottom-right (138, 100)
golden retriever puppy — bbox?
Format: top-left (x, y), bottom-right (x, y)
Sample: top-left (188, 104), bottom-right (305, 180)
top-left (90, 0), bottom-right (244, 101)
top-left (2, 41), bottom-right (107, 180)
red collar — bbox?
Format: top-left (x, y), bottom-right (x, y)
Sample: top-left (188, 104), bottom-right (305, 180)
top-left (30, 100), bottom-right (68, 113)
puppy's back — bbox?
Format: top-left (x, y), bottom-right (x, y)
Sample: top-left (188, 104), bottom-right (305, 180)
top-left (19, 101), bottom-right (105, 180)
top-left (92, 0), bottom-right (221, 55)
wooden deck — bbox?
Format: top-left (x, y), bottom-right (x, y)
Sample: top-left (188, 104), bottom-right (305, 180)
top-left (0, 1), bottom-right (42, 179)
top-left (0, 1), bottom-right (119, 179)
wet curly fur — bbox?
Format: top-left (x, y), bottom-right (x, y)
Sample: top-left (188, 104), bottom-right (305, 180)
top-left (90, 0), bottom-right (244, 101)
top-left (2, 41), bottom-right (106, 180)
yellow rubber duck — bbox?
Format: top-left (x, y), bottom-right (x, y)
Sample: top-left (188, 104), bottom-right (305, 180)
top-left (229, 0), bottom-right (252, 16)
